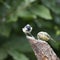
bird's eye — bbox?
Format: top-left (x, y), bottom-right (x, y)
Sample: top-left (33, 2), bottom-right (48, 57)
top-left (26, 25), bottom-right (31, 31)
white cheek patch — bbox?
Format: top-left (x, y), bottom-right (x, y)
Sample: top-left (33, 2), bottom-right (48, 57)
top-left (22, 27), bottom-right (27, 33)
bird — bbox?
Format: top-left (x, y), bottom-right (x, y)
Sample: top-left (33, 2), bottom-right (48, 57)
top-left (37, 31), bottom-right (60, 58)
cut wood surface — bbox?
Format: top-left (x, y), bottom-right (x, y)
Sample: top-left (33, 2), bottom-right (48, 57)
top-left (26, 36), bottom-right (60, 60)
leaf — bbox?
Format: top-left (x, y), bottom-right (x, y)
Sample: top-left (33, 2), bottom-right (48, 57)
top-left (8, 50), bottom-right (29, 60)
top-left (17, 7), bottom-right (36, 19)
top-left (16, 1), bottom-right (36, 19)
top-left (6, 12), bottom-right (18, 22)
top-left (31, 5), bottom-right (52, 20)
top-left (41, 0), bottom-right (60, 14)
top-left (56, 30), bottom-right (60, 36)
top-left (0, 23), bottom-right (11, 37)
top-left (34, 20), bottom-right (53, 28)
top-left (54, 15), bottom-right (60, 25)
top-left (24, 0), bottom-right (35, 6)
top-left (3, 34), bottom-right (33, 52)
top-left (0, 48), bottom-right (7, 60)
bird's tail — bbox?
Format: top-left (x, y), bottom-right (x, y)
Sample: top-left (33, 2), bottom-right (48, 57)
top-left (51, 38), bottom-right (56, 43)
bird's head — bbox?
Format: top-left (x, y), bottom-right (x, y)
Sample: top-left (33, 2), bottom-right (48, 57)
top-left (22, 24), bottom-right (32, 34)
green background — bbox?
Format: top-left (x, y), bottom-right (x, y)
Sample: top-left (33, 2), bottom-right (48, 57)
top-left (0, 0), bottom-right (60, 60)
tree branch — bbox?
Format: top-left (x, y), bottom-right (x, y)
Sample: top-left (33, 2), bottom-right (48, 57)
top-left (26, 36), bottom-right (60, 60)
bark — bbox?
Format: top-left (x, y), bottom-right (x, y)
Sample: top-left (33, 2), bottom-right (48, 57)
top-left (26, 36), bottom-right (60, 60)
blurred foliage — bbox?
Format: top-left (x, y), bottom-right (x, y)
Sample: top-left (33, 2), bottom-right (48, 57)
top-left (0, 0), bottom-right (60, 60)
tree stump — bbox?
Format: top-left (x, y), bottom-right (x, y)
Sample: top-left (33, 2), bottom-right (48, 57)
top-left (26, 36), bottom-right (60, 60)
